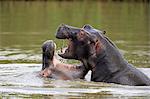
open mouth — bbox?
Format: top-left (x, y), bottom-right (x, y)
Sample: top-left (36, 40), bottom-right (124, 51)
top-left (56, 24), bottom-right (81, 59)
top-left (57, 38), bottom-right (75, 59)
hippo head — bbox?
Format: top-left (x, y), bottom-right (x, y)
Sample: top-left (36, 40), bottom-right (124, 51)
top-left (42, 40), bottom-right (56, 70)
top-left (56, 24), bottom-right (106, 61)
top-left (56, 24), bottom-right (80, 59)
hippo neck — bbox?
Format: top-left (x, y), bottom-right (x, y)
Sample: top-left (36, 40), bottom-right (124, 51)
top-left (87, 37), bottom-right (128, 74)
top-left (100, 37), bottom-right (128, 71)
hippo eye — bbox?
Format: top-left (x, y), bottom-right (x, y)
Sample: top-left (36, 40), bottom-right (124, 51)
top-left (80, 30), bottom-right (85, 36)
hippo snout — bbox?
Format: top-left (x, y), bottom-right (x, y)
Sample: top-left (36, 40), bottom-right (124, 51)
top-left (56, 24), bottom-right (70, 39)
top-left (42, 40), bottom-right (55, 70)
top-left (56, 24), bottom-right (80, 39)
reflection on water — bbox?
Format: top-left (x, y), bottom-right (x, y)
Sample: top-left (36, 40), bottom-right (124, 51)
top-left (0, 64), bottom-right (150, 98)
top-left (0, 48), bottom-right (41, 63)
top-left (0, 1), bottom-right (149, 67)
top-left (0, 1), bottom-right (150, 98)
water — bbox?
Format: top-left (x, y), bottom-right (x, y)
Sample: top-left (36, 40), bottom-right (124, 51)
top-left (0, 64), bottom-right (150, 98)
top-left (0, 1), bottom-right (150, 98)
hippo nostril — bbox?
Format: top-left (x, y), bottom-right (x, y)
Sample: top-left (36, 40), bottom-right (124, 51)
top-left (42, 73), bottom-right (47, 77)
top-left (39, 71), bottom-right (44, 77)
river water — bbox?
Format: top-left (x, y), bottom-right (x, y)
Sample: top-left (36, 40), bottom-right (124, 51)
top-left (0, 1), bottom-right (150, 98)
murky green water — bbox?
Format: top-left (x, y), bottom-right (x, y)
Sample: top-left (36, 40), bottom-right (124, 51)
top-left (0, 1), bottom-right (150, 98)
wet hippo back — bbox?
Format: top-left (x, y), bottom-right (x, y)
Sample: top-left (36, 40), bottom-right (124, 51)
top-left (111, 65), bottom-right (150, 86)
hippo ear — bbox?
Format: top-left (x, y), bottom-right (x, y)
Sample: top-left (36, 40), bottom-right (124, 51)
top-left (94, 40), bottom-right (102, 55)
top-left (103, 31), bottom-right (106, 34)
top-left (83, 24), bottom-right (93, 30)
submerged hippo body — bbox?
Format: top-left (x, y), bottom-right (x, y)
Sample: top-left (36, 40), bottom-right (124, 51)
top-left (56, 24), bottom-right (150, 86)
top-left (40, 40), bottom-right (88, 80)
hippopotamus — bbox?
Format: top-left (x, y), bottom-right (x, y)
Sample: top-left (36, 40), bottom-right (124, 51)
top-left (40, 40), bottom-right (88, 80)
top-left (56, 24), bottom-right (150, 86)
